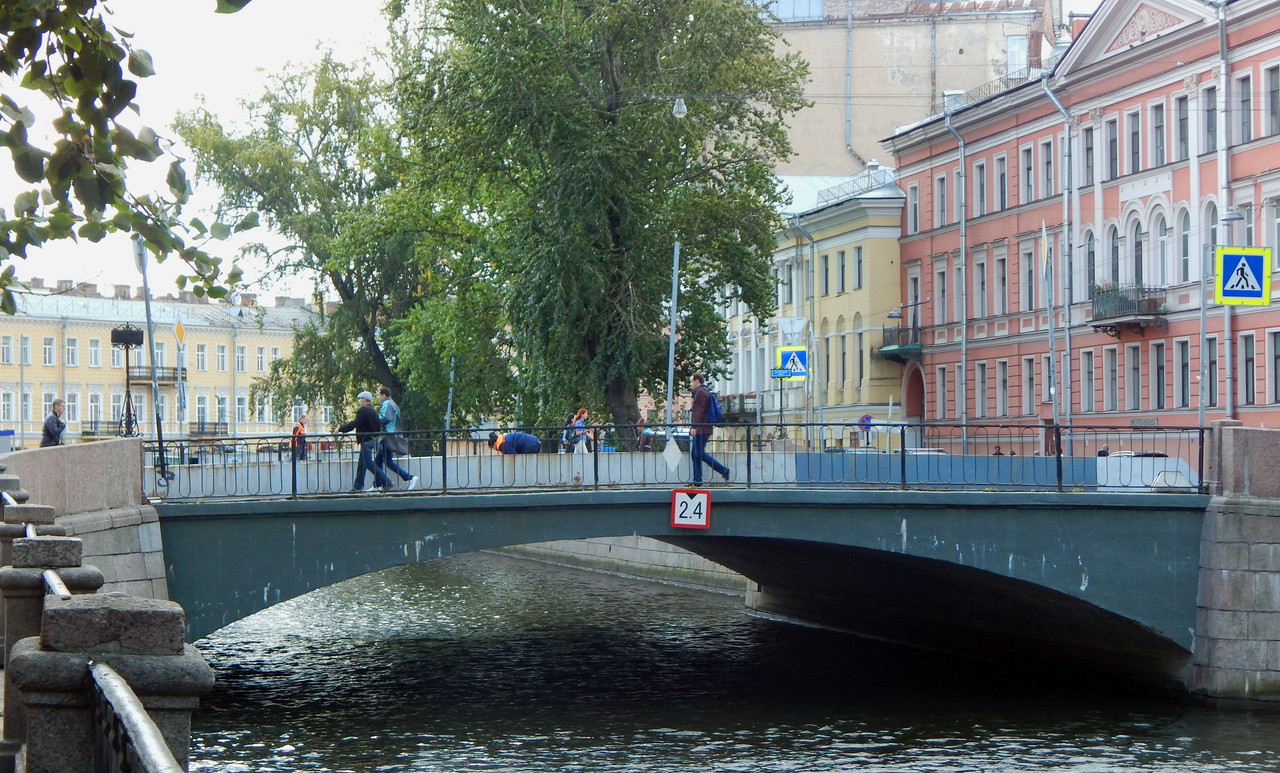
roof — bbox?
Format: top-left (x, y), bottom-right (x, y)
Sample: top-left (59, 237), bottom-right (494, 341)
top-left (11, 291), bottom-right (319, 332)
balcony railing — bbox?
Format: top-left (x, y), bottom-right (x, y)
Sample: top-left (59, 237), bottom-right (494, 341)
top-left (878, 325), bottom-right (923, 363)
top-left (188, 421), bottom-right (229, 437)
top-left (1091, 284), bottom-right (1169, 337)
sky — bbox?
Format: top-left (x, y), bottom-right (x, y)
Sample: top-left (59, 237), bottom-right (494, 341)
top-left (3, 0), bottom-right (1105, 301)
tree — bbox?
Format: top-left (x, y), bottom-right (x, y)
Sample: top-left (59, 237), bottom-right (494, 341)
top-left (0, 0), bottom-right (256, 314)
top-left (392, 0), bottom-right (807, 428)
top-left (178, 54), bottom-right (515, 429)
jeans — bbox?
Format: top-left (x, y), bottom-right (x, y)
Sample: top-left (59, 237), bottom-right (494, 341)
top-left (374, 440), bottom-right (412, 481)
top-left (689, 431), bottom-right (727, 483)
top-left (354, 439), bottom-right (390, 489)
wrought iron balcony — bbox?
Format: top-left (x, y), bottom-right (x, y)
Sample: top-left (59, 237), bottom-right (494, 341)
top-left (188, 420), bottom-right (229, 437)
top-left (878, 325), bottom-right (923, 363)
top-left (1090, 283), bottom-right (1169, 337)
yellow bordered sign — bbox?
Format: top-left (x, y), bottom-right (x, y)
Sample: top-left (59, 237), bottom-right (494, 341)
top-left (1215, 247), bottom-right (1272, 306)
top-left (775, 346), bottom-right (807, 382)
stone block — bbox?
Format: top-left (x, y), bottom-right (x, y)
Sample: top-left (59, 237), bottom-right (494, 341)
top-left (1203, 638), bottom-right (1269, 670)
top-left (41, 593), bottom-right (185, 655)
top-left (1201, 609), bottom-right (1249, 640)
top-left (11, 536), bottom-right (83, 568)
top-left (138, 520), bottom-right (164, 554)
top-left (1253, 572), bottom-right (1280, 612)
top-left (115, 552), bottom-right (147, 582)
top-left (1, 504), bottom-right (55, 525)
top-left (1249, 543), bottom-right (1280, 572)
top-left (1201, 540), bottom-right (1249, 571)
top-left (1240, 512), bottom-right (1280, 544)
top-left (1248, 611), bottom-right (1280, 640)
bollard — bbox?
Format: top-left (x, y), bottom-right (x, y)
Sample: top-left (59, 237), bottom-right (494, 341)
top-left (7, 593), bottom-right (213, 773)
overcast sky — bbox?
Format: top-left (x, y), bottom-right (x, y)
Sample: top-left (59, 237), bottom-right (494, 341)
top-left (5, 0), bottom-right (1104, 300)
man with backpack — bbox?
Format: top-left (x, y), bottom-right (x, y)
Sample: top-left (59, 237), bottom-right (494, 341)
top-left (688, 373), bottom-right (730, 484)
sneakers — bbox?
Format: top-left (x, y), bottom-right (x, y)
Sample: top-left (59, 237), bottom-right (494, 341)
top-left (407, 475), bottom-right (419, 491)
top-left (720, 468), bottom-right (731, 483)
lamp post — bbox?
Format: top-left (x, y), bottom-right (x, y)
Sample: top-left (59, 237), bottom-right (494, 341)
top-left (1200, 210), bottom-right (1245, 428)
top-left (664, 97), bottom-right (687, 435)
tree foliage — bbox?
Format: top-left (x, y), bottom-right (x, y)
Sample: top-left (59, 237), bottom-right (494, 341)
top-left (392, 0), bottom-right (807, 427)
top-left (0, 0), bottom-right (255, 314)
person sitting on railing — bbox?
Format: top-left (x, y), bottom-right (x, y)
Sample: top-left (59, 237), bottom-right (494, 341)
top-left (488, 431), bottom-right (541, 455)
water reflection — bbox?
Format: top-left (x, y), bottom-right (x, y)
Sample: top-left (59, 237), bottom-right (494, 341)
top-left (191, 552), bottom-right (1280, 772)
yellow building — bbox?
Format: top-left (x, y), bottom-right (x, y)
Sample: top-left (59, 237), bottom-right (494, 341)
top-left (720, 165), bottom-right (906, 445)
top-left (0, 279), bottom-right (318, 449)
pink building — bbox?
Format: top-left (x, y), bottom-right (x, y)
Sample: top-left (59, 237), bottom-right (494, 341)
top-left (884, 0), bottom-right (1280, 442)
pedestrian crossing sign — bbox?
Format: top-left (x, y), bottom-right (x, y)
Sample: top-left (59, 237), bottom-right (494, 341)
top-left (775, 346), bottom-right (807, 381)
top-left (1215, 247), bottom-right (1272, 306)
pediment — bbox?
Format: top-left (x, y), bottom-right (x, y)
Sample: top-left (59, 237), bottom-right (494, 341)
top-left (1056, 0), bottom-right (1212, 77)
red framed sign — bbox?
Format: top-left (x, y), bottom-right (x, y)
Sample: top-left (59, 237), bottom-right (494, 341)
top-left (671, 488), bottom-right (711, 529)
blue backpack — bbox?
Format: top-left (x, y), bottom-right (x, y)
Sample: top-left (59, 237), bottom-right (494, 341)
top-left (704, 389), bottom-right (722, 424)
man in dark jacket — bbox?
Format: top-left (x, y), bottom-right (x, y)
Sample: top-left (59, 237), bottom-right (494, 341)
top-left (338, 391), bottom-right (389, 492)
top-left (488, 430), bottom-right (541, 455)
top-left (688, 374), bottom-right (730, 484)
top-left (40, 398), bottom-right (66, 447)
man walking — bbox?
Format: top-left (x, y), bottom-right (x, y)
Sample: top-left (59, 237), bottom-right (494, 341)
top-left (338, 391), bottom-right (389, 492)
top-left (291, 413), bottom-right (308, 461)
top-left (40, 398), bottom-right (66, 447)
top-left (374, 386), bottom-right (418, 491)
top-left (688, 374), bottom-right (730, 484)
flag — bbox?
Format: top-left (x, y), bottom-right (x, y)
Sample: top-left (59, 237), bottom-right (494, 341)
top-left (1040, 220), bottom-right (1051, 280)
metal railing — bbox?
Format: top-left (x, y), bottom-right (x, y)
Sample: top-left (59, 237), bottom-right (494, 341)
top-left (126, 365), bottom-right (186, 382)
top-left (141, 421), bottom-right (1208, 499)
top-left (1091, 283), bottom-right (1168, 320)
top-left (90, 661), bottom-right (184, 773)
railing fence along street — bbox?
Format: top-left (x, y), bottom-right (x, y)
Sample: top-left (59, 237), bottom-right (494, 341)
top-left (142, 421), bottom-right (1207, 500)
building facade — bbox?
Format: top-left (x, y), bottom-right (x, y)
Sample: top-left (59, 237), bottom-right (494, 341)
top-left (0, 280), bottom-right (318, 449)
top-left (770, 0), bottom-right (1062, 176)
top-left (884, 0), bottom-right (1280, 442)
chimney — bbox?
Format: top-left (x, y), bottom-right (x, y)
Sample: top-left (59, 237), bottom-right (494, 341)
top-left (28, 278), bottom-right (43, 290)
top-left (114, 284), bottom-right (131, 299)
top-left (240, 293), bottom-right (257, 307)
top-left (57, 280), bottom-right (73, 293)
top-left (136, 286), bottom-right (147, 299)
top-left (77, 283), bottom-right (98, 297)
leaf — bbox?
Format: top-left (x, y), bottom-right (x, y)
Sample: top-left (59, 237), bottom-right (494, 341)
top-left (166, 160), bottom-right (190, 203)
top-left (14, 191), bottom-right (37, 215)
top-left (233, 211), bottom-right (259, 232)
top-left (215, 0), bottom-right (255, 13)
top-left (13, 147), bottom-right (45, 183)
top-left (0, 289), bottom-right (14, 316)
top-left (127, 49), bottom-right (155, 78)
top-left (210, 222), bottom-right (231, 240)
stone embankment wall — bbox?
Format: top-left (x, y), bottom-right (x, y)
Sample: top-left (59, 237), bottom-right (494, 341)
top-left (1194, 420), bottom-right (1280, 703)
top-left (498, 536), bottom-right (752, 595)
top-left (1, 438), bottom-right (167, 599)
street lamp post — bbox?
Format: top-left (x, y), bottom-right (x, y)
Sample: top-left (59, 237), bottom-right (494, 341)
top-left (664, 98), bottom-right (686, 436)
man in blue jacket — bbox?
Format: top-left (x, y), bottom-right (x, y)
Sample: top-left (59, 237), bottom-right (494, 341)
top-left (338, 391), bottom-right (389, 492)
top-left (488, 430), bottom-right (542, 455)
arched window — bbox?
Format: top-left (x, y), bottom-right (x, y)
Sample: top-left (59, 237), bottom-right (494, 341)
top-left (1132, 222), bottom-right (1144, 286)
top-left (1206, 202), bottom-right (1219, 249)
top-left (1179, 211), bottom-right (1191, 282)
top-left (1153, 214), bottom-right (1168, 286)
top-left (1108, 226), bottom-right (1121, 285)
top-left (1086, 232), bottom-right (1097, 296)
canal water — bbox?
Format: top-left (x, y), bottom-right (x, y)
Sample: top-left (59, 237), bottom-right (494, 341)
top-left (190, 552), bottom-right (1280, 772)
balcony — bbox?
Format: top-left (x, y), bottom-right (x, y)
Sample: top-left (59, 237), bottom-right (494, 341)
top-left (188, 420), bottom-right (229, 437)
top-left (719, 393), bottom-right (759, 423)
top-left (127, 365), bottom-right (187, 383)
top-left (1090, 283), bottom-right (1169, 338)
top-left (877, 325), bottom-right (923, 364)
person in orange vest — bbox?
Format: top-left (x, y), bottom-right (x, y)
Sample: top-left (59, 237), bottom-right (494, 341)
top-left (291, 413), bottom-right (308, 461)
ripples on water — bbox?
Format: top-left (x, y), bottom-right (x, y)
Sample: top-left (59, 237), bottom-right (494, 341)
top-left (191, 552), bottom-right (1280, 773)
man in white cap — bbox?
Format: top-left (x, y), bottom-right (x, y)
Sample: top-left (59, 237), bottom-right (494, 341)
top-left (338, 391), bottom-right (389, 492)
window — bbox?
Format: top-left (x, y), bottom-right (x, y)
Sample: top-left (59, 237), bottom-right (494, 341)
top-left (1179, 211), bottom-right (1192, 283)
top-left (64, 337), bottom-right (77, 367)
top-left (1154, 215), bottom-right (1168, 286)
top-left (934, 268), bottom-right (948, 324)
top-left (65, 392), bottom-right (79, 423)
top-left (88, 339), bottom-right (100, 367)
top-left (996, 360), bottom-right (1009, 417)
top-left (1081, 350), bottom-right (1095, 412)
top-left (1105, 119), bottom-right (1119, 180)
top-left (1132, 222), bottom-right (1144, 286)
top-left (1086, 232), bottom-right (1097, 297)
top-left (110, 344), bottom-right (122, 369)
top-left (1023, 249), bottom-right (1036, 311)
top-left (1176, 95), bottom-right (1190, 160)
top-left (196, 395), bottom-right (208, 423)
top-left (839, 334), bottom-right (847, 385)
top-left (1151, 103), bottom-right (1166, 166)
top-left (1109, 226), bottom-right (1121, 284)
top-left (995, 256), bottom-right (1008, 315)
top-left (236, 395), bottom-right (249, 424)
top-left (19, 336), bottom-right (29, 366)
top-left (1207, 337), bottom-right (1219, 406)
top-left (936, 366), bottom-right (948, 419)
top-left (1177, 340), bottom-right (1191, 408)
top-left (820, 254), bottom-right (829, 296)
top-left (975, 261), bottom-right (987, 317)
top-left (1082, 127), bottom-right (1095, 186)
top-left (1104, 348), bottom-right (1118, 411)
top-left (1269, 66), bottom-right (1280, 137)
top-left (195, 344), bottom-right (207, 371)
top-left (1245, 203), bottom-right (1255, 246)
top-left (235, 345), bottom-right (246, 373)
top-left (1022, 357), bottom-right (1035, 415)
top-left (216, 395), bottom-right (228, 422)
top-left (256, 346), bottom-right (266, 372)
top-left (837, 251), bottom-right (846, 293)
top-left (1127, 111), bottom-right (1140, 173)
top-left (153, 341), bottom-right (166, 369)
top-left (995, 156), bottom-right (1007, 210)
top-left (1041, 139), bottom-right (1054, 195)
top-left (1126, 344), bottom-right (1141, 410)
top-left (41, 391), bottom-right (54, 420)
top-left (21, 391), bottom-right (30, 422)
top-left (216, 345), bottom-right (227, 372)
top-left (88, 393), bottom-right (101, 425)
top-left (1204, 86), bottom-right (1217, 152)
top-left (42, 337), bottom-right (54, 366)
top-left (854, 247), bottom-right (863, 289)
top-left (1007, 35), bottom-right (1027, 75)
top-left (935, 175), bottom-right (948, 227)
top-left (1152, 342), bottom-right (1166, 410)
top-left (1242, 333), bottom-right (1256, 406)
top-left (976, 362), bottom-right (988, 418)
top-left (1239, 74), bottom-right (1252, 144)
top-left (1272, 332), bottom-right (1280, 403)
top-left (0, 335), bottom-right (9, 364)
top-left (111, 393), bottom-right (123, 422)
top-left (907, 185), bottom-right (919, 233)
top-left (1042, 354), bottom-right (1053, 404)
top-left (1021, 147), bottom-right (1033, 202)
top-left (974, 161), bottom-right (986, 216)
